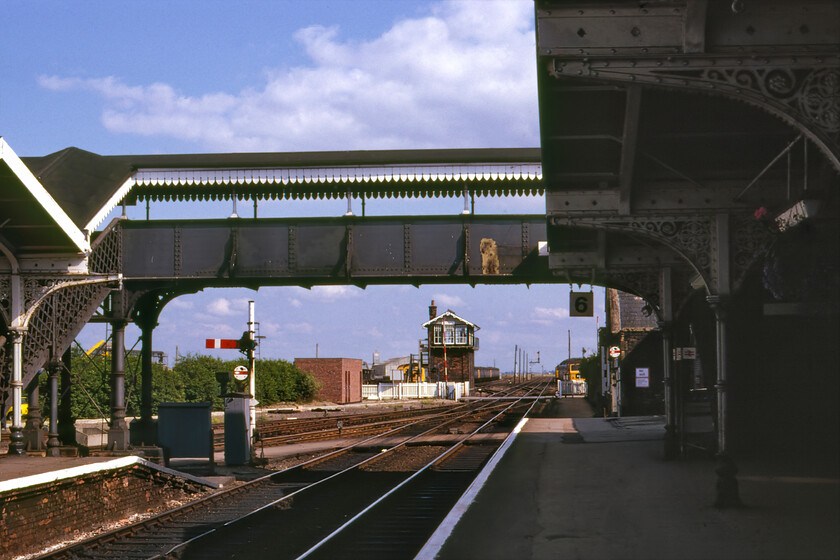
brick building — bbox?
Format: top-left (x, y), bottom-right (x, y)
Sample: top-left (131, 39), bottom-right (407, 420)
top-left (294, 358), bottom-right (363, 404)
top-left (606, 289), bottom-right (663, 415)
top-left (422, 301), bottom-right (479, 385)
top-left (608, 289), bottom-right (658, 356)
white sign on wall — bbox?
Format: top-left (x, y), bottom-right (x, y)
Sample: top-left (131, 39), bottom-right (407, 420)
top-left (672, 347), bottom-right (697, 361)
top-left (635, 367), bottom-right (650, 388)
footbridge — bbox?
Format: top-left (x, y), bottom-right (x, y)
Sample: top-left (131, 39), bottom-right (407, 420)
top-left (1, 1), bottom-right (838, 513)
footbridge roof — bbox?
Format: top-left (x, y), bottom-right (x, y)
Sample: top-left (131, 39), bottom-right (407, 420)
top-left (15, 145), bottom-right (543, 234)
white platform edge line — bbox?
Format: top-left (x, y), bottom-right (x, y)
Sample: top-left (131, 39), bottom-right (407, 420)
top-left (0, 456), bottom-right (218, 493)
top-left (414, 416), bottom-right (529, 560)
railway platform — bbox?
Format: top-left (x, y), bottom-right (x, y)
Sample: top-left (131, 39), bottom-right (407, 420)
top-left (2, 397), bottom-right (838, 560)
top-left (422, 398), bottom-right (840, 560)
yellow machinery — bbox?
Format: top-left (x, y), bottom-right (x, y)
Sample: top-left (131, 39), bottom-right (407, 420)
top-left (398, 363), bottom-right (427, 382)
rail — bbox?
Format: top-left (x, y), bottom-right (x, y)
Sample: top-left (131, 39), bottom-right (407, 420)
top-left (36, 380), bottom-right (550, 559)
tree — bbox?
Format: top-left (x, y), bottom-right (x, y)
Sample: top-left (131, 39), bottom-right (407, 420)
top-left (172, 354), bottom-right (228, 410)
top-left (579, 351), bottom-right (606, 414)
top-left (39, 349), bottom-right (321, 420)
top-left (255, 359), bottom-right (321, 403)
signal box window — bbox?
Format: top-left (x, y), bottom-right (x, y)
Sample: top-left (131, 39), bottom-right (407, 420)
top-left (455, 326), bottom-right (468, 345)
top-left (444, 325), bottom-right (455, 345)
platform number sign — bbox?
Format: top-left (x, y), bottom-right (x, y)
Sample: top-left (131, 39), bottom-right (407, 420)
top-left (570, 291), bottom-right (594, 317)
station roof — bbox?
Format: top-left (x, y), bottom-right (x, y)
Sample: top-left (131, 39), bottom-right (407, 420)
top-left (126, 149), bottom-right (543, 201)
top-left (422, 310), bottom-right (480, 330)
top-left (1, 138), bottom-right (91, 255)
top-left (14, 145), bottom-right (544, 234)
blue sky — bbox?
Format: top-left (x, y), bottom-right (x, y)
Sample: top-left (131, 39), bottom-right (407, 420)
top-left (2, 0), bottom-right (605, 371)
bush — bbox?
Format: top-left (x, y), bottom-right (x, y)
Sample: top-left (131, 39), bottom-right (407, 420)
top-left (173, 354), bottom-right (227, 410)
top-left (256, 359), bottom-right (321, 403)
top-left (47, 348), bottom-right (320, 419)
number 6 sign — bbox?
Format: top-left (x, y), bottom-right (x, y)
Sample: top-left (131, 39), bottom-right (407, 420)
top-left (570, 291), bottom-right (594, 317)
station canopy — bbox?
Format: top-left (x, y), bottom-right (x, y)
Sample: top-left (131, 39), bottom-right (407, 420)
top-left (14, 146), bottom-right (544, 232)
top-left (1, 138), bottom-right (93, 254)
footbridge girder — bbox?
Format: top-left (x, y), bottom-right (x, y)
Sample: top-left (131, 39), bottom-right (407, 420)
top-left (119, 216), bottom-right (550, 287)
top-left (113, 215), bottom-right (697, 310)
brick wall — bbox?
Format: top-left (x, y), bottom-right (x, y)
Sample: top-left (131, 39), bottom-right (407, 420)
top-left (429, 349), bottom-right (474, 385)
top-left (0, 464), bottom-right (208, 558)
top-left (294, 358), bottom-right (363, 404)
top-left (620, 331), bottom-right (649, 355)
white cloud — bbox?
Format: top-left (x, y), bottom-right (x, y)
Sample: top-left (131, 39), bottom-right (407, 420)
top-left (259, 321), bottom-right (282, 336)
top-left (283, 322), bottom-right (314, 335)
top-left (190, 323), bottom-right (237, 338)
top-left (37, 0), bottom-right (537, 152)
top-left (207, 297), bottom-right (252, 316)
top-left (290, 285), bottom-right (361, 302)
top-left (366, 326), bottom-right (384, 338)
top-left (432, 294), bottom-right (466, 308)
top-left (166, 298), bottom-right (194, 310)
top-left (531, 306), bottom-right (569, 325)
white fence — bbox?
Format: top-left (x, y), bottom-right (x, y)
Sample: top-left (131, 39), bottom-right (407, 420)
top-left (363, 382), bottom-right (470, 401)
top-left (557, 380), bottom-right (588, 397)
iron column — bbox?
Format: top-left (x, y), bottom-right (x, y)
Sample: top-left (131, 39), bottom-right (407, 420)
top-left (135, 309), bottom-right (158, 446)
top-left (707, 294), bottom-right (740, 507)
top-left (22, 373), bottom-right (42, 451)
top-left (47, 358), bottom-right (61, 456)
top-left (108, 319), bottom-right (129, 451)
top-left (660, 266), bottom-right (677, 459)
top-left (7, 329), bottom-right (25, 455)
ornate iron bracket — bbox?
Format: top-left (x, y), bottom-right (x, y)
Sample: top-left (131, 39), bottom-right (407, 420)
top-left (551, 214), bottom-right (715, 290)
top-left (547, 55), bottom-right (840, 170)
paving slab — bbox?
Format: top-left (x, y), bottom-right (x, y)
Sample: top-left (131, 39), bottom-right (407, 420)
top-left (428, 406), bottom-right (839, 560)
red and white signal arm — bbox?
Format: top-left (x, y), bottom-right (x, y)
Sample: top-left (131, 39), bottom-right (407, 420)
top-left (232, 365), bottom-right (249, 382)
top-left (608, 346), bottom-right (621, 358)
top-left (206, 339), bottom-right (239, 349)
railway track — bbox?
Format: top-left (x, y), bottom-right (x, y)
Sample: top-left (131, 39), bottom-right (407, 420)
top-left (37, 381), bottom-right (551, 560)
top-left (82, 404), bottom-right (460, 454)
top-left (234, 403), bottom-right (460, 448)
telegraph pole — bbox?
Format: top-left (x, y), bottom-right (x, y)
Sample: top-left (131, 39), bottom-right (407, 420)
top-left (442, 318), bottom-right (449, 384)
top-left (513, 344), bottom-right (518, 383)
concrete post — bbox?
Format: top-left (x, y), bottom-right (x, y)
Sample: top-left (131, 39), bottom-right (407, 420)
top-left (707, 295), bottom-right (741, 508)
top-left (108, 320), bottom-right (129, 451)
top-left (248, 300), bottom-right (256, 445)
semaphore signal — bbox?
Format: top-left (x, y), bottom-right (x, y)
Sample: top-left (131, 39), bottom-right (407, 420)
top-left (205, 332), bottom-right (256, 354)
top-left (205, 338), bottom-right (239, 350)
